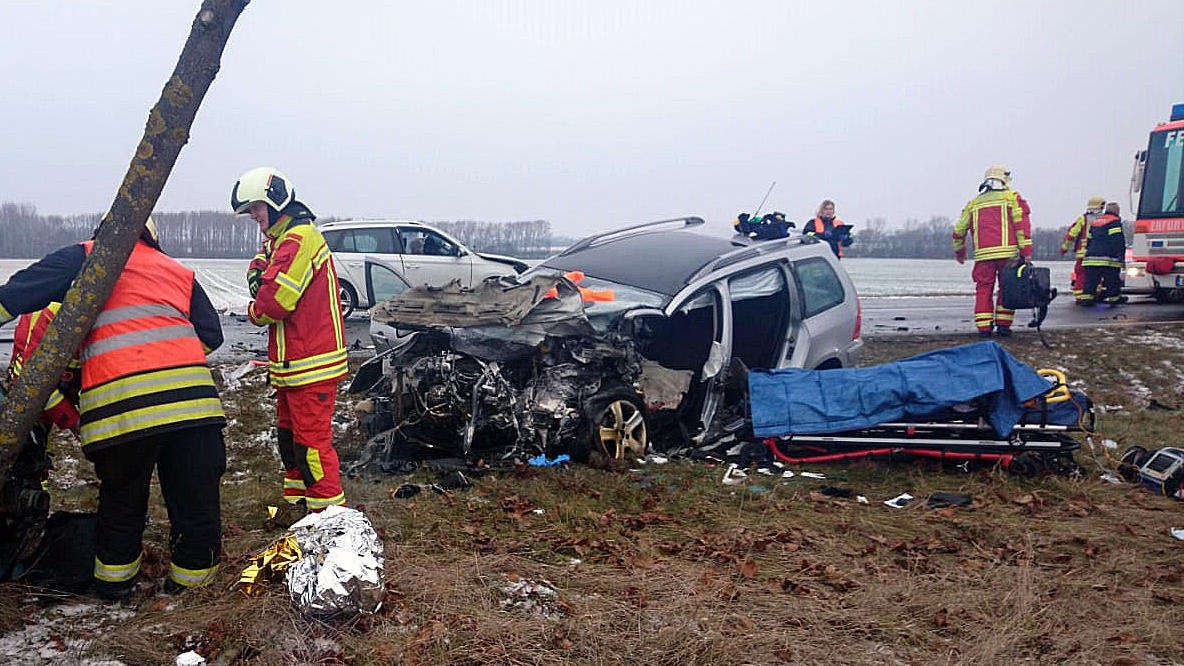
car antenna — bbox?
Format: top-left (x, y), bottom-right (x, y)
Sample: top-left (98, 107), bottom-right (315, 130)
top-left (752, 181), bottom-right (777, 217)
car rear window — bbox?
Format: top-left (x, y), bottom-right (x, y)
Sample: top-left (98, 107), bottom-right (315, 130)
top-left (331, 228), bottom-right (397, 254)
top-left (795, 257), bottom-right (845, 318)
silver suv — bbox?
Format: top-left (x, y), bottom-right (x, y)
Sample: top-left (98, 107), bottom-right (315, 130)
top-left (352, 217), bottom-right (862, 463)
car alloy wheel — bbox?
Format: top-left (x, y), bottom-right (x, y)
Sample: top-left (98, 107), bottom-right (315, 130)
top-left (595, 397), bottom-right (648, 460)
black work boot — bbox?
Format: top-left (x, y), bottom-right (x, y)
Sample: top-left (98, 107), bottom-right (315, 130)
top-left (978, 330), bottom-right (992, 338)
top-left (264, 499), bottom-right (307, 530)
top-left (995, 326), bottom-right (1012, 338)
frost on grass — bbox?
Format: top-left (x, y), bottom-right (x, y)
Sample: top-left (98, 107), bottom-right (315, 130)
top-left (0, 602), bottom-right (133, 666)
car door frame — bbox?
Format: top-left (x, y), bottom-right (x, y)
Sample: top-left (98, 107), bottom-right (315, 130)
top-left (396, 225), bottom-right (474, 288)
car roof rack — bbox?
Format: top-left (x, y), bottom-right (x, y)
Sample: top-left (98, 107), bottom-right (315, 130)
top-left (686, 233), bottom-right (816, 283)
top-left (557, 216), bottom-right (705, 257)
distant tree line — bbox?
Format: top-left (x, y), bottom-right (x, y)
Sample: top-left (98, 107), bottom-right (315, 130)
top-left (843, 216), bottom-right (1129, 261)
top-left (430, 219), bottom-right (555, 258)
top-left (0, 203), bottom-right (560, 259)
top-left (0, 203), bottom-right (258, 258)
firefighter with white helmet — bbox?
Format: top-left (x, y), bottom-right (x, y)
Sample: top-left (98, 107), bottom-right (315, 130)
top-left (232, 167), bottom-right (348, 523)
top-left (952, 165), bottom-right (1034, 337)
top-left (1061, 195), bottom-right (1106, 303)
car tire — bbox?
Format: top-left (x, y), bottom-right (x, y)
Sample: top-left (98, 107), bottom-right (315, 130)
top-left (338, 280), bottom-right (357, 320)
top-left (1153, 287), bottom-right (1184, 304)
top-left (571, 386), bottom-right (648, 463)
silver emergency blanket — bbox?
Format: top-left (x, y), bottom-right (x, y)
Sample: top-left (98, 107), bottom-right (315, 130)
top-left (285, 505), bottom-right (384, 617)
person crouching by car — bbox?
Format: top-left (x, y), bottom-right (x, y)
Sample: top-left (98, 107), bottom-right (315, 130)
top-left (232, 167), bottom-right (349, 525)
top-left (1078, 202), bottom-right (1128, 307)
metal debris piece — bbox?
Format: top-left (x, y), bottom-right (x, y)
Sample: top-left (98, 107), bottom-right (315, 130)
top-left (286, 506), bottom-right (385, 618)
top-left (884, 493), bottom-right (915, 509)
top-left (499, 578), bottom-right (562, 619)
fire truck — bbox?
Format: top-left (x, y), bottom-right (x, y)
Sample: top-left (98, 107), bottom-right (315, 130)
top-left (1127, 103), bottom-right (1184, 302)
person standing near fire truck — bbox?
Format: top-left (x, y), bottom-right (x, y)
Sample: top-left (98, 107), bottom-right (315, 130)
top-left (1079, 202), bottom-right (1129, 307)
top-left (231, 167), bottom-right (348, 522)
top-left (1061, 195), bottom-right (1106, 303)
top-left (952, 165), bottom-right (1033, 337)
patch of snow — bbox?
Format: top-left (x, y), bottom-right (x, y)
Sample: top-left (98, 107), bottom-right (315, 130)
top-left (0, 602), bottom-right (133, 666)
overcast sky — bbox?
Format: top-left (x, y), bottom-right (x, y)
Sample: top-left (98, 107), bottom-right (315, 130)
top-left (2, 1), bottom-right (1182, 236)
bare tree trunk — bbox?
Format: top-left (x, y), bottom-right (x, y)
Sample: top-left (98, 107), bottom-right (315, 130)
top-left (0, 0), bottom-right (249, 476)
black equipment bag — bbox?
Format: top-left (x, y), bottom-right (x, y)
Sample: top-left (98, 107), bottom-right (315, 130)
top-left (1000, 261), bottom-right (1057, 342)
top-left (1001, 261), bottom-right (1054, 310)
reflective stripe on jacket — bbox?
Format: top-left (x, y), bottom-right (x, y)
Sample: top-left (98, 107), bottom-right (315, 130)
top-left (953, 189), bottom-right (1033, 261)
top-left (77, 240), bottom-right (224, 452)
top-left (9, 303), bottom-right (80, 430)
top-left (247, 212), bottom-right (347, 388)
top-left (1081, 214), bottom-right (1125, 268)
top-left (1061, 212), bottom-right (1095, 259)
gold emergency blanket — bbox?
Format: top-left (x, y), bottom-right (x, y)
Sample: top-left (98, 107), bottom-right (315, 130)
top-left (238, 534), bottom-right (303, 597)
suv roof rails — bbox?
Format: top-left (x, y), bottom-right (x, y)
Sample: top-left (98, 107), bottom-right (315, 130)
top-left (686, 234), bottom-right (815, 283)
top-left (557, 216), bottom-right (705, 257)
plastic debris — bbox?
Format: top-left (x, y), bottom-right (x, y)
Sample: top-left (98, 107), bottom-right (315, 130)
top-left (531, 508), bottom-right (546, 515)
top-left (1171, 528), bottom-right (1184, 541)
top-left (526, 453), bottom-right (571, 467)
top-left (432, 470), bottom-right (473, 492)
top-left (722, 463), bottom-right (747, 485)
top-left (884, 493), bottom-right (915, 509)
top-left (176, 651), bottom-right (207, 666)
top-left (286, 506), bottom-right (384, 618)
top-left (927, 492), bottom-right (972, 509)
top-left (1102, 439), bottom-right (1119, 450)
top-left (642, 454), bottom-right (669, 464)
top-left (856, 495), bottom-right (869, 504)
top-left (781, 470), bottom-right (795, 479)
top-left (756, 467), bottom-right (777, 476)
top-left (1099, 473), bottom-right (1124, 485)
top-left (799, 471), bottom-right (827, 479)
top-left (220, 360), bottom-right (260, 390)
top-left (499, 578), bottom-right (563, 618)
top-left (392, 484), bottom-right (422, 499)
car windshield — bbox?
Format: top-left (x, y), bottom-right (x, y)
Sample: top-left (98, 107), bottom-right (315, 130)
top-left (525, 267), bottom-right (666, 331)
top-left (1139, 128), bottom-right (1184, 219)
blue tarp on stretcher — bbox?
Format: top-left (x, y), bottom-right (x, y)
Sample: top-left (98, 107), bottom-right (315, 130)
top-left (749, 342), bottom-right (1053, 439)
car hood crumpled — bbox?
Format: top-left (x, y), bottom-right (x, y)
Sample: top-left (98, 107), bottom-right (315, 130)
top-left (370, 274), bottom-right (596, 359)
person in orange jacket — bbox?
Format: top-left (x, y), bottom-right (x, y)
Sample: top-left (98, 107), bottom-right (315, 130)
top-left (233, 168), bottom-right (348, 522)
top-left (0, 217), bottom-right (226, 599)
top-left (804, 200), bottom-right (853, 258)
top-left (952, 165), bottom-right (1033, 337)
top-left (1061, 195), bottom-right (1105, 303)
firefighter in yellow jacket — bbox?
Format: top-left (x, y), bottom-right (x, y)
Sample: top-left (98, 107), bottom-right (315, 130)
top-left (1061, 196), bottom-right (1106, 303)
top-left (953, 165), bottom-right (1033, 337)
top-left (232, 168), bottom-right (348, 520)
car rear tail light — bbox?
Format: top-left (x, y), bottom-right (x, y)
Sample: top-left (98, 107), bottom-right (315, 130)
top-left (853, 297), bottom-right (862, 341)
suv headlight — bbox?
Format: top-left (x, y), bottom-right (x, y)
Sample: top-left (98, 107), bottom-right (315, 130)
top-left (1126, 266), bottom-right (1144, 278)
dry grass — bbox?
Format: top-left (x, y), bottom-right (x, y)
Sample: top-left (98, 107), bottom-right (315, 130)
top-left (3, 328), bottom-right (1184, 664)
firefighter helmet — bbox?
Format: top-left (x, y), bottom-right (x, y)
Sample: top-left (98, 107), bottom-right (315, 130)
top-left (983, 164), bottom-right (1012, 184)
top-left (231, 167), bottom-right (294, 214)
top-left (1087, 195), bottom-right (1105, 210)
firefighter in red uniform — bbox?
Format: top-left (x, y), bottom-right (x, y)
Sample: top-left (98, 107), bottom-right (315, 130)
top-left (231, 168), bottom-right (348, 521)
top-left (952, 165), bottom-right (1033, 337)
top-left (0, 217), bottom-right (227, 599)
top-left (7, 303), bottom-right (81, 433)
top-left (1061, 195), bottom-right (1106, 303)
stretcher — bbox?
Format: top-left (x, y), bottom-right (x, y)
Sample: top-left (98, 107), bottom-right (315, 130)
top-left (747, 343), bottom-right (1093, 476)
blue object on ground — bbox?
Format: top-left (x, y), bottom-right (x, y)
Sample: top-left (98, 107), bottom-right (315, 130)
top-left (748, 341), bottom-right (1051, 438)
top-left (527, 453), bottom-right (571, 466)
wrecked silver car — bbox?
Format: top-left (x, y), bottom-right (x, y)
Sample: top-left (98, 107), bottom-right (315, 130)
top-left (348, 217), bottom-right (863, 468)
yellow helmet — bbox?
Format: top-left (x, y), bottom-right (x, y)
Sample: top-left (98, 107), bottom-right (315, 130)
top-left (231, 167), bottom-right (294, 214)
top-left (983, 164), bottom-right (1012, 184)
top-left (1086, 195), bottom-right (1105, 210)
